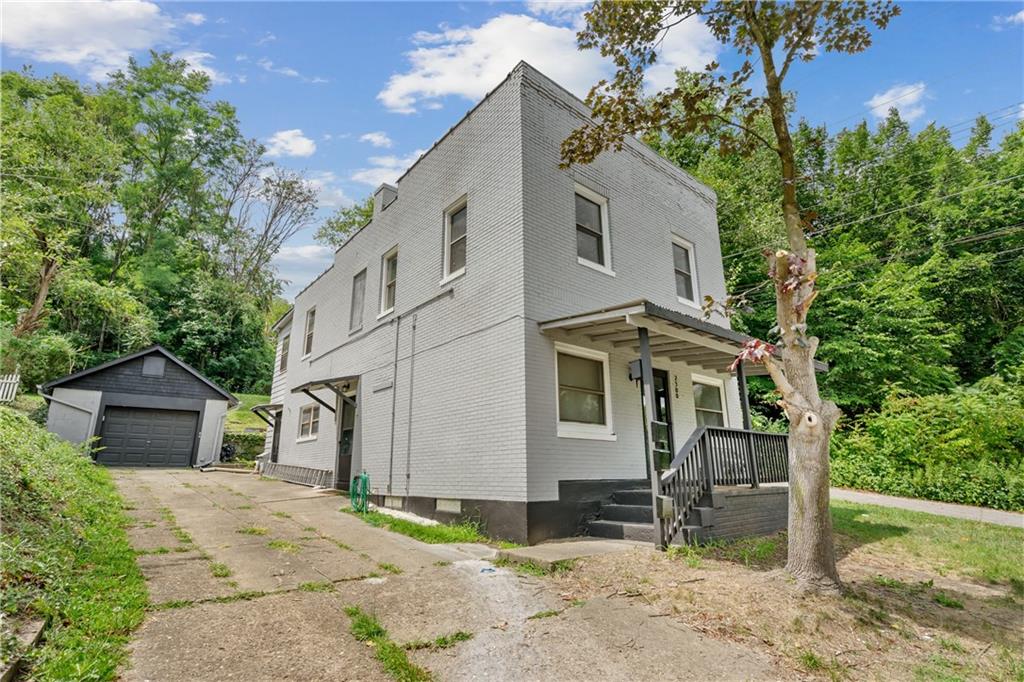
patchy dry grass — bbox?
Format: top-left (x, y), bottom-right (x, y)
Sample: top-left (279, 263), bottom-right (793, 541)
top-left (550, 501), bottom-right (1024, 680)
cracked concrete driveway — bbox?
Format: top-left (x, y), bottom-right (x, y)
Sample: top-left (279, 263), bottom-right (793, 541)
top-left (115, 469), bottom-right (785, 681)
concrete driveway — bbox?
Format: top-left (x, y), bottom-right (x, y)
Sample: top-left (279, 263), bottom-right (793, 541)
top-left (115, 469), bottom-right (783, 681)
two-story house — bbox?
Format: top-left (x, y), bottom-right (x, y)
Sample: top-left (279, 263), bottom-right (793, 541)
top-left (253, 63), bottom-right (793, 546)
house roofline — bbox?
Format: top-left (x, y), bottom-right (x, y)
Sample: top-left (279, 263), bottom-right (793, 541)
top-left (41, 344), bottom-right (239, 405)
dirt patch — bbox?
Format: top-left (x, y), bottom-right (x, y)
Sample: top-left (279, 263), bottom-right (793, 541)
top-left (550, 541), bottom-right (1024, 680)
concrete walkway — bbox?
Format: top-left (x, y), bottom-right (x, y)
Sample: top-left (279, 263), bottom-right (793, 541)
top-left (831, 487), bottom-right (1024, 528)
top-left (114, 469), bottom-right (785, 681)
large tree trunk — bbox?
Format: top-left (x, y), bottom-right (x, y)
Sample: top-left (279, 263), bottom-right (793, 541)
top-left (754, 14), bottom-right (842, 592)
top-left (13, 258), bottom-right (58, 338)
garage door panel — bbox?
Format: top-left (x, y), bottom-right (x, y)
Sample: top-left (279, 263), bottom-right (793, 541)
top-left (99, 407), bottom-right (198, 467)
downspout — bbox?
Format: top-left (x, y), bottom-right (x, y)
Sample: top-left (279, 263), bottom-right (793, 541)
top-left (386, 316), bottom-right (402, 495)
top-left (403, 314), bottom-right (418, 502)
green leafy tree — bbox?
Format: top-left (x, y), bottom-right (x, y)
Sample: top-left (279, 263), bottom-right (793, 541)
top-left (314, 196), bottom-right (374, 249)
top-left (562, 0), bottom-right (900, 591)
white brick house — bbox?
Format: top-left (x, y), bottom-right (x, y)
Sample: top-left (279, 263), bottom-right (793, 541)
top-left (255, 63), bottom-right (794, 545)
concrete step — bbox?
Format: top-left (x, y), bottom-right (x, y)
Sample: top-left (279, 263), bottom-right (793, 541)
top-left (587, 519), bottom-right (656, 543)
top-left (691, 506), bottom-right (715, 527)
top-left (600, 503), bottom-right (653, 523)
top-left (612, 489), bottom-right (652, 505)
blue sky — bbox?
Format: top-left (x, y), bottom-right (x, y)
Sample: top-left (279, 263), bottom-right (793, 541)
top-left (3, 1), bottom-right (1022, 300)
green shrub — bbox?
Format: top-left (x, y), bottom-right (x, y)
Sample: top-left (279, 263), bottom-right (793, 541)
top-left (0, 407), bottom-right (147, 677)
top-left (222, 432), bottom-right (265, 461)
top-left (0, 327), bottom-right (78, 391)
top-left (831, 377), bottom-right (1024, 511)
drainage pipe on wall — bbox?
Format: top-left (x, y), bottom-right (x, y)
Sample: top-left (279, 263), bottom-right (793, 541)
top-left (386, 315), bottom-right (402, 495)
top-left (403, 314), bottom-right (418, 502)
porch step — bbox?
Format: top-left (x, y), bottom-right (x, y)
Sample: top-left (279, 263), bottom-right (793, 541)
top-left (587, 519), bottom-right (656, 543)
top-left (612, 489), bottom-right (652, 505)
top-left (600, 503), bottom-right (653, 523)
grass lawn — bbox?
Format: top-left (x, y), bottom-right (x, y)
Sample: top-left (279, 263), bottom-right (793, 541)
top-left (0, 407), bottom-right (147, 679)
top-left (343, 509), bottom-right (488, 544)
top-left (6, 392), bottom-right (45, 420)
top-left (225, 393), bottom-right (270, 434)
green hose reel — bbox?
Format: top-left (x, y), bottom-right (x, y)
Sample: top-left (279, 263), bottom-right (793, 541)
top-left (350, 472), bottom-right (369, 513)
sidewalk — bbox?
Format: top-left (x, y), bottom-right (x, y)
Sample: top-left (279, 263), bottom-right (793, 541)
top-left (830, 487), bottom-right (1024, 528)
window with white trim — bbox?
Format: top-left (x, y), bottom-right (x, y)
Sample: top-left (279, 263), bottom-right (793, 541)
top-left (443, 202), bottom-right (467, 279)
top-left (349, 269), bottom-right (366, 332)
top-left (555, 343), bottom-right (614, 439)
top-left (574, 184), bottom-right (612, 274)
top-left (672, 236), bottom-right (698, 305)
top-left (302, 309), bottom-right (315, 357)
top-left (279, 335), bottom-right (290, 371)
top-left (692, 376), bottom-right (726, 427)
top-left (380, 248), bottom-right (398, 315)
top-left (297, 404), bottom-right (320, 440)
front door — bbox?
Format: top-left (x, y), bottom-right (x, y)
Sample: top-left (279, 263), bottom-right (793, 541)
top-left (336, 395), bottom-right (356, 489)
top-left (652, 369), bottom-right (674, 470)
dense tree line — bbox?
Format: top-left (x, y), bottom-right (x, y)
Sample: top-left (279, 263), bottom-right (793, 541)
top-left (647, 88), bottom-right (1024, 509)
top-left (1, 54), bottom-right (314, 393)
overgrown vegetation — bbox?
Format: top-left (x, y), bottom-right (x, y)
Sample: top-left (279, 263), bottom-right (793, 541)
top-left (344, 606), bottom-right (432, 682)
top-left (0, 407), bottom-right (147, 678)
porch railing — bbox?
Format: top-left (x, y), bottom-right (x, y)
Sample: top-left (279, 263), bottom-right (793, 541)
top-left (656, 426), bottom-right (788, 547)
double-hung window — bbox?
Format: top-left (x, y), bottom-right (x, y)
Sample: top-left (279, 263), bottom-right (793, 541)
top-left (443, 202), bottom-right (467, 280)
top-left (279, 335), bottom-right (290, 371)
top-left (692, 376), bottom-right (727, 427)
top-left (555, 343), bottom-right (614, 440)
top-left (297, 404), bottom-right (320, 440)
top-left (302, 309), bottom-right (315, 357)
top-left (574, 184), bottom-right (612, 275)
top-left (379, 248), bottom-right (398, 315)
top-left (349, 269), bottom-right (366, 332)
top-left (672, 236), bottom-right (698, 305)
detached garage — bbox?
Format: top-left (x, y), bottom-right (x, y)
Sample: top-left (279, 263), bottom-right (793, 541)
top-left (41, 345), bottom-right (238, 468)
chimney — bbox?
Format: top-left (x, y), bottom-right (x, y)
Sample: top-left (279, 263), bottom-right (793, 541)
top-left (373, 184), bottom-right (398, 215)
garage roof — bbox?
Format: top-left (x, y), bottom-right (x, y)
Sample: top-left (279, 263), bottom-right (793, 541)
top-left (42, 345), bottom-right (239, 406)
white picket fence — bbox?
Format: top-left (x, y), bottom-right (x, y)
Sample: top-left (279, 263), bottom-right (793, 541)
top-left (0, 373), bottom-right (19, 403)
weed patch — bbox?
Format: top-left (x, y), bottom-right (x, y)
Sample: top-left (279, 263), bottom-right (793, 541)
top-left (210, 563), bottom-right (232, 578)
top-left (403, 631), bottom-right (473, 650)
top-left (378, 562), bottom-right (403, 575)
top-left (343, 508), bottom-right (486, 544)
top-left (933, 592), bottom-right (964, 609)
top-left (526, 609), bottom-right (561, 620)
top-left (298, 581), bottom-right (335, 592)
top-left (236, 526), bottom-right (269, 536)
top-left (267, 539), bottom-right (301, 554)
top-left (344, 606), bottom-right (431, 681)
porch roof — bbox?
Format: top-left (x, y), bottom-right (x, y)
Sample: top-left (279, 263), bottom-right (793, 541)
top-left (290, 374), bottom-right (360, 395)
top-left (539, 300), bottom-right (825, 376)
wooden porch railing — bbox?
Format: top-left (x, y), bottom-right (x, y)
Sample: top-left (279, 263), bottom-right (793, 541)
top-left (656, 426), bottom-right (788, 547)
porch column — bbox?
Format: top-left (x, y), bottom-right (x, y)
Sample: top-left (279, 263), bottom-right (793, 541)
top-left (736, 360), bottom-right (752, 431)
top-left (637, 327), bottom-right (663, 546)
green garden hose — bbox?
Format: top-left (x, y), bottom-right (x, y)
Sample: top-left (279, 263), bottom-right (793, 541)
top-left (350, 472), bottom-right (369, 512)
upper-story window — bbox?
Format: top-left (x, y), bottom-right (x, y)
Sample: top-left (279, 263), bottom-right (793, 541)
top-left (302, 309), bottom-right (315, 357)
top-left (574, 184), bottom-right (613, 275)
top-left (672, 236), bottom-right (698, 305)
top-left (443, 201), bottom-right (467, 280)
top-left (380, 247), bottom-right (398, 316)
top-left (350, 269), bottom-right (366, 332)
top-left (279, 334), bottom-right (290, 371)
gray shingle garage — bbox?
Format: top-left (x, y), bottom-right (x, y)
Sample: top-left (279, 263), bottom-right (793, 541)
top-left (41, 345), bottom-right (238, 467)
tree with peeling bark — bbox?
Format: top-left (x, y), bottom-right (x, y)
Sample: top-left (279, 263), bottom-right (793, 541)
top-left (561, 0), bottom-right (900, 592)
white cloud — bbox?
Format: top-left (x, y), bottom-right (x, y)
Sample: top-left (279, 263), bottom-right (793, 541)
top-left (360, 131), bottom-right (394, 148)
top-left (0, 0), bottom-right (174, 80)
top-left (378, 14), bottom-right (607, 113)
top-left (642, 16), bottom-right (720, 91)
top-left (865, 82), bottom-right (928, 123)
top-left (351, 150), bottom-right (426, 187)
top-left (992, 9), bottom-right (1024, 30)
top-left (175, 50), bottom-right (229, 84)
top-left (256, 57), bottom-right (327, 84)
top-left (305, 171), bottom-right (353, 208)
top-left (265, 129), bottom-right (317, 158)
top-left (182, 12), bottom-right (206, 26)
top-left (273, 244), bottom-right (335, 300)
top-left (255, 32), bottom-right (277, 46)
top-left (525, 0), bottom-right (589, 25)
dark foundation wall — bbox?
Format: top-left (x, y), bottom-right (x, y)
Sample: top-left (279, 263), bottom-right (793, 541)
top-left (706, 486), bottom-right (788, 541)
